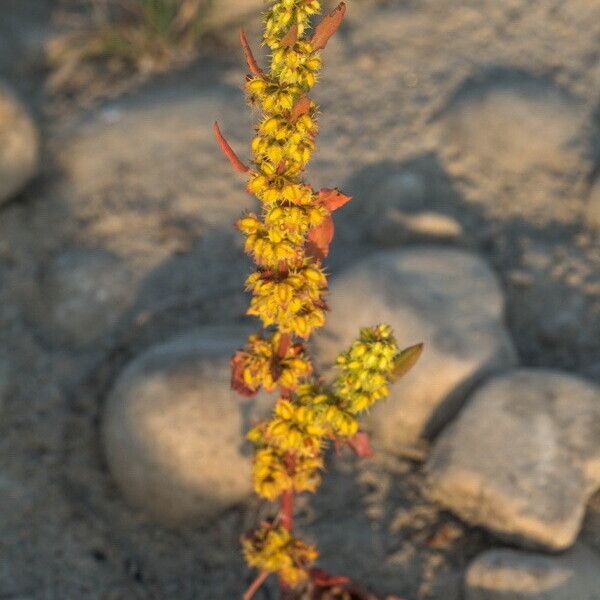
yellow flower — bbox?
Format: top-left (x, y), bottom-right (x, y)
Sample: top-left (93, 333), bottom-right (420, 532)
top-left (252, 447), bottom-right (293, 500)
top-left (242, 525), bottom-right (318, 585)
top-left (232, 332), bottom-right (312, 394)
top-left (334, 325), bottom-right (401, 413)
top-left (245, 264), bottom-right (327, 337)
top-left (264, 1), bottom-right (322, 48)
top-left (267, 399), bottom-right (327, 453)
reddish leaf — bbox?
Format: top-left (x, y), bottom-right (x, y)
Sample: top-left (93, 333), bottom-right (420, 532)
top-left (281, 24), bottom-right (299, 48)
top-left (230, 351), bottom-right (258, 397)
top-left (347, 431), bottom-right (375, 458)
top-left (306, 214), bottom-right (334, 261)
top-left (239, 28), bottom-right (263, 77)
top-left (277, 333), bottom-right (292, 358)
top-left (319, 188), bottom-right (351, 211)
top-left (311, 2), bottom-right (346, 51)
top-left (213, 122), bottom-right (250, 173)
top-left (310, 568), bottom-right (350, 587)
top-left (291, 95), bottom-right (312, 121)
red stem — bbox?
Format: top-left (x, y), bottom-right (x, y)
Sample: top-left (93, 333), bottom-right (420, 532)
top-left (277, 332), bottom-right (292, 360)
top-left (243, 570), bottom-right (270, 600)
top-left (278, 490), bottom-right (296, 598)
top-left (279, 488), bottom-right (294, 531)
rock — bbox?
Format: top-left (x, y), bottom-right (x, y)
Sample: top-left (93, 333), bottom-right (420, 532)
top-left (583, 490), bottom-right (600, 554)
top-left (58, 84), bottom-right (253, 270)
top-left (371, 208), bottom-right (464, 246)
top-left (585, 179), bottom-right (600, 229)
top-left (351, 157), bottom-right (464, 246)
top-left (102, 327), bottom-right (272, 526)
top-left (426, 369), bottom-right (600, 550)
top-left (0, 83), bottom-right (39, 205)
top-left (313, 247), bottom-right (517, 450)
top-left (440, 75), bottom-right (584, 178)
top-left (0, 358), bottom-right (9, 413)
top-left (30, 249), bottom-right (135, 347)
top-left (0, 473), bottom-right (33, 522)
top-left (465, 544), bottom-right (600, 600)
top-left (204, 0), bottom-right (263, 29)
top-left (60, 84), bottom-right (248, 204)
top-left (377, 170), bottom-right (429, 209)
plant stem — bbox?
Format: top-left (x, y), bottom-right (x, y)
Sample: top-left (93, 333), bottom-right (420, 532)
top-left (280, 488), bottom-right (294, 531)
top-left (279, 489), bottom-right (295, 599)
top-left (243, 570), bottom-right (270, 600)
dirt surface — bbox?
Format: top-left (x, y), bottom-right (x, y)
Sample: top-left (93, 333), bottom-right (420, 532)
top-left (0, 1), bottom-right (599, 599)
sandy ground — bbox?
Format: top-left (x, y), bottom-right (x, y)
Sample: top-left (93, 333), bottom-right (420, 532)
top-left (0, 0), bottom-right (599, 598)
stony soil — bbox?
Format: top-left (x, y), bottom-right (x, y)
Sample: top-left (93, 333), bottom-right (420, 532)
top-left (0, 1), bottom-right (599, 599)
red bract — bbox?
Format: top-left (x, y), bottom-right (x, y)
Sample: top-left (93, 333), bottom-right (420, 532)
top-left (319, 188), bottom-right (352, 211)
top-left (346, 431), bottom-right (375, 458)
top-left (230, 351), bottom-right (259, 397)
top-left (239, 28), bottom-right (263, 77)
top-left (291, 95), bottom-right (312, 121)
top-left (312, 2), bottom-right (347, 51)
top-left (213, 122), bottom-right (250, 173)
top-left (306, 214), bottom-right (335, 260)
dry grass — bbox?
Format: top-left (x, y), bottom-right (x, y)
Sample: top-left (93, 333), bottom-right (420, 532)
top-left (46, 0), bottom-right (214, 105)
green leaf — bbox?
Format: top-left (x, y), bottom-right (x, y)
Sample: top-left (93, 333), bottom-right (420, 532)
top-left (391, 343), bottom-right (424, 381)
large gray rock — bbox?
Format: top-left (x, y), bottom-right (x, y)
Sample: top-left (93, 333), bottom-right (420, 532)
top-left (313, 247), bottom-right (517, 450)
top-left (427, 369), bottom-right (600, 550)
top-left (57, 84), bottom-right (252, 288)
top-left (30, 248), bottom-right (135, 347)
top-left (465, 544), bottom-right (600, 600)
top-left (370, 209), bottom-right (463, 246)
top-left (0, 83), bottom-right (39, 205)
top-left (102, 327), bottom-right (272, 526)
top-left (440, 77), bottom-right (584, 179)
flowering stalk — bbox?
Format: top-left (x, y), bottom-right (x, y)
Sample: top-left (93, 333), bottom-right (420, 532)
top-left (215, 2), bottom-right (423, 597)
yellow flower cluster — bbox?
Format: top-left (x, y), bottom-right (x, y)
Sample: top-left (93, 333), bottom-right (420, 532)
top-left (334, 324), bottom-right (400, 413)
top-left (264, 0), bottom-right (322, 47)
top-left (247, 380), bottom-right (360, 502)
top-left (252, 111), bottom-right (318, 171)
top-left (224, 1), bottom-right (421, 592)
top-left (238, 204), bottom-right (326, 266)
top-left (233, 1), bottom-right (335, 584)
top-left (234, 0), bottom-right (333, 343)
top-left (242, 524), bottom-right (318, 585)
top-left (273, 40), bottom-right (322, 88)
top-left (242, 323), bottom-right (416, 586)
top-left (245, 264), bottom-right (327, 338)
top-left (233, 332), bottom-right (312, 394)
top-left (248, 443), bottom-right (323, 501)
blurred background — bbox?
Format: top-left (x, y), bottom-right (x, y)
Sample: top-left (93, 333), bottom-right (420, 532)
top-left (0, 1), bottom-right (599, 599)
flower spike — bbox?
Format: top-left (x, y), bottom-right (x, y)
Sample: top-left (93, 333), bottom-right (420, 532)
top-left (217, 1), bottom-right (423, 595)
